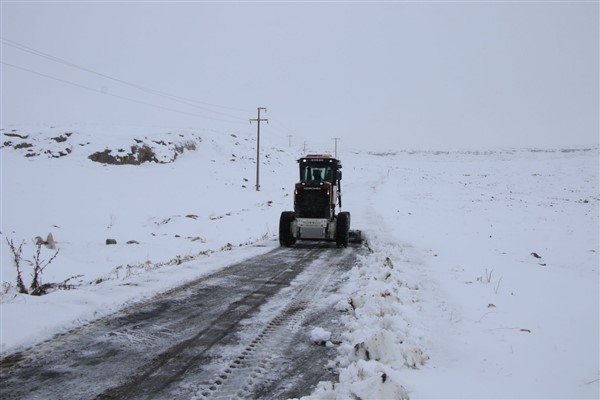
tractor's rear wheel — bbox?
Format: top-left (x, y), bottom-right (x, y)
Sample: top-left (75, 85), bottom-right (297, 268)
top-left (279, 211), bottom-right (296, 247)
top-left (336, 212), bottom-right (350, 248)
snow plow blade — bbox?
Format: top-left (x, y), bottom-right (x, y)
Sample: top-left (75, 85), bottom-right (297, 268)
top-left (349, 230), bottom-right (363, 244)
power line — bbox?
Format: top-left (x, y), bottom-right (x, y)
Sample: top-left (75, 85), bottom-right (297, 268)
top-left (0, 37), bottom-right (249, 113)
top-left (0, 37), bottom-right (251, 121)
top-left (1, 61), bottom-right (248, 124)
top-left (269, 117), bottom-right (294, 135)
top-left (1, 38), bottom-right (312, 144)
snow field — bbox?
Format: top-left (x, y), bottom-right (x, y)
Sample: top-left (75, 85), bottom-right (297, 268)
top-left (315, 149), bottom-right (598, 399)
top-left (2, 126), bottom-right (598, 399)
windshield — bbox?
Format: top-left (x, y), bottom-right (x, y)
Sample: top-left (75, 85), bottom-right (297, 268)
top-left (300, 163), bottom-right (334, 182)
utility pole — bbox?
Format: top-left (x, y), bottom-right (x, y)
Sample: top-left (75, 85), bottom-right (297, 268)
top-left (250, 107), bottom-right (268, 191)
top-left (288, 135), bottom-right (292, 148)
top-left (332, 137), bottom-right (341, 158)
top-left (303, 141), bottom-right (307, 154)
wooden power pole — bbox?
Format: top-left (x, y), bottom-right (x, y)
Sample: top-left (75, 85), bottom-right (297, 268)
top-left (250, 107), bottom-right (268, 191)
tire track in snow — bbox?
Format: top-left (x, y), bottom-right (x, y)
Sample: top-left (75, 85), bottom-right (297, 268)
top-left (193, 249), bottom-right (353, 400)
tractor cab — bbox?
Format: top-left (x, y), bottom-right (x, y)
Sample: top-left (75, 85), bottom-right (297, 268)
top-left (295, 154), bottom-right (342, 220)
top-left (298, 154), bottom-right (341, 184)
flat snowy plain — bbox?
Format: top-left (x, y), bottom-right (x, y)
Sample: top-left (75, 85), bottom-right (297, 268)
top-left (1, 125), bottom-right (598, 399)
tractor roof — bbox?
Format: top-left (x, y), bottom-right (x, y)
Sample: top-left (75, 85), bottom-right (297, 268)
top-left (305, 153), bottom-right (333, 159)
top-left (297, 154), bottom-right (342, 168)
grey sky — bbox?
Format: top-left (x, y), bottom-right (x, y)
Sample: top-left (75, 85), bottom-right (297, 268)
top-left (2, 1), bottom-right (598, 151)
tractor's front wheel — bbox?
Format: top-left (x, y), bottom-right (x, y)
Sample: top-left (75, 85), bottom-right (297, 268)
top-left (279, 211), bottom-right (296, 247)
top-left (336, 212), bottom-right (350, 248)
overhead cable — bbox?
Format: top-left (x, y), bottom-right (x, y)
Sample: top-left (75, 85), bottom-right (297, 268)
top-left (1, 37), bottom-right (251, 121)
top-left (2, 61), bottom-right (248, 124)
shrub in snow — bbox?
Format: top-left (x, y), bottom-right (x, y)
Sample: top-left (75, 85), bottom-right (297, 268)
top-left (5, 238), bottom-right (27, 294)
top-left (4, 237), bottom-right (60, 296)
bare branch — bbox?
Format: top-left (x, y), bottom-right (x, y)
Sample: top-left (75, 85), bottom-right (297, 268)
top-left (5, 237), bottom-right (28, 294)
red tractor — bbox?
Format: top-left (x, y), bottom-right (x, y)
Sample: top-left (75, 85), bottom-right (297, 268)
top-left (279, 154), bottom-right (353, 248)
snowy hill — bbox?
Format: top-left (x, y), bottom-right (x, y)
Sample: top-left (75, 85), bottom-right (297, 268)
top-left (1, 126), bottom-right (598, 398)
top-left (3, 125), bottom-right (291, 275)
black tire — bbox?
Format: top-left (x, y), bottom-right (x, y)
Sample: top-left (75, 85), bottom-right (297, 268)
top-left (336, 212), bottom-right (350, 248)
top-left (279, 211), bottom-right (296, 247)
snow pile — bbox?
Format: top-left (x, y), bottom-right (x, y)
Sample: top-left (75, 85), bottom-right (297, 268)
top-left (312, 360), bottom-right (409, 400)
top-left (306, 239), bottom-right (428, 400)
top-left (310, 327), bottom-right (332, 346)
top-left (343, 248), bottom-right (429, 364)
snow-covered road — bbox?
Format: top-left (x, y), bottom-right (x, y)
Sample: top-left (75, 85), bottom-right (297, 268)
top-left (1, 243), bottom-right (359, 399)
